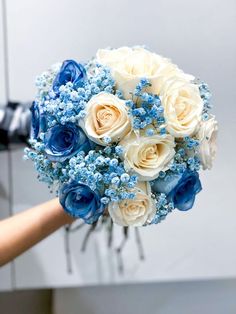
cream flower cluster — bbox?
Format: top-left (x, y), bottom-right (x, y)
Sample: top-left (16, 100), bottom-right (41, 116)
top-left (80, 47), bottom-right (217, 226)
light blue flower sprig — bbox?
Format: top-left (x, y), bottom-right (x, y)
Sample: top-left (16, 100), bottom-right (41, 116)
top-left (24, 147), bottom-right (60, 187)
top-left (126, 78), bottom-right (166, 135)
top-left (35, 63), bottom-right (62, 101)
top-left (169, 138), bottom-right (201, 174)
top-left (197, 81), bottom-right (212, 121)
top-left (147, 192), bottom-right (174, 225)
top-left (148, 178), bottom-right (174, 225)
top-left (148, 190), bottom-right (172, 226)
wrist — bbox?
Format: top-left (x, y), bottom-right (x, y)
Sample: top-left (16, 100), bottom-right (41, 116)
top-left (52, 198), bottom-right (75, 225)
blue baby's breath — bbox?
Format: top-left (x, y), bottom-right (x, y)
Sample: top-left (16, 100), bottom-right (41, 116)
top-left (128, 79), bottom-right (166, 134)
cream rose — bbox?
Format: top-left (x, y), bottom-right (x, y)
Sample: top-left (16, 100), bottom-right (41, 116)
top-left (108, 181), bottom-right (156, 226)
top-left (160, 77), bottom-right (203, 138)
top-left (84, 92), bottom-right (131, 145)
top-left (120, 132), bottom-right (175, 181)
top-left (96, 47), bottom-right (192, 99)
top-left (197, 115), bottom-right (218, 170)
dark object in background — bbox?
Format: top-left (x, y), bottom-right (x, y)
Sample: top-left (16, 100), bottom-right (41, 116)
top-left (0, 101), bottom-right (31, 150)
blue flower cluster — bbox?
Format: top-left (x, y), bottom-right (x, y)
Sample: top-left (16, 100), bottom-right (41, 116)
top-left (35, 61), bottom-right (115, 129)
top-left (26, 48), bottom-right (215, 228)
top-left (150, 169), bottom-right (202, 224)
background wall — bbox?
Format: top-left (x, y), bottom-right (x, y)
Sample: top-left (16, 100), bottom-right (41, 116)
top-left (0, 0), bottom-right (13, 291)
top-left (0, 0), bottom-right (236, 312)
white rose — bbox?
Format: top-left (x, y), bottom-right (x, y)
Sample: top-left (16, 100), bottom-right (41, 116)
top-left (96, 47), bottom-right (192, 99)
top-left (120, 132), bottom-right (175, 181)
top-left (108, 181), bottom-right (156, 226)
top-left (84, 92), bottom-right (131, 145)
top-left (160, 77), bottom-right (203, 138)
top-left (197, 115), bottom-right (218, 170)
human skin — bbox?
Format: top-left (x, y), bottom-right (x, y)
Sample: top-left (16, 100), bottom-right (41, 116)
top-left (0, 198), bottom-right (74, 266)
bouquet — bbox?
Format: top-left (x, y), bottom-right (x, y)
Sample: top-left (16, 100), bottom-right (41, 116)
top-left (25, 46), bottom-right (218, 235)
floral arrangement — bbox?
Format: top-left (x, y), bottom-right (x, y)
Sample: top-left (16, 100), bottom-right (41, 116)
top-left (25, 47), bottom-right (218, 230)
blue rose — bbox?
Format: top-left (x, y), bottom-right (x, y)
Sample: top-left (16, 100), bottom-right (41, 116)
top-left (44, 123), bottom-right (90, 161)
top-left (152, 170), bottom-right (202, 211)
top-left (53, 60), bottom-right (87, 92)
top-left (30, 101), bottom-right (47, 139)
top-left (59, 181), bottom-right (104, 224)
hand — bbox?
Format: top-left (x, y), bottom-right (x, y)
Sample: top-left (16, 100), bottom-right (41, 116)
top-left (0, 198), bottom-right (74, 266)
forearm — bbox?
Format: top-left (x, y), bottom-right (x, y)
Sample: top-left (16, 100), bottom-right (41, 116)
top-left (0, 198), bottom-right (74, 266)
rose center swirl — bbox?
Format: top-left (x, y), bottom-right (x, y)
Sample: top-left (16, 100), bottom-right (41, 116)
top-left (137, 144), bottom-right (161, 168)
top-left (120, 199), bottom-right (147, 218)
top-left (95, 105), bottom-right (120, 130)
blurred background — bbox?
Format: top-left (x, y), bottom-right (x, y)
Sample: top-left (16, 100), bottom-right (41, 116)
top-left (0, 0), bottom-right (236, 313)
